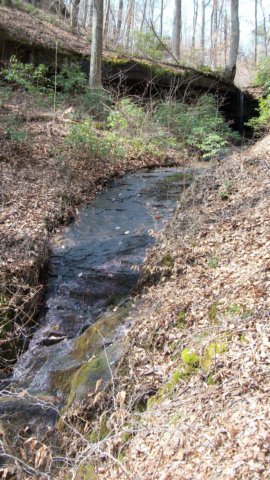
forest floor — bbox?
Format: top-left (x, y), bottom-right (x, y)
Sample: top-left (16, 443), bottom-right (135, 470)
top-left (69, 134), bottom-right (270, 480)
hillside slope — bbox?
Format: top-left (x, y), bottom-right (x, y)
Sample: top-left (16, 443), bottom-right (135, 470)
top-left (85, 137), bottom-right (270, 480)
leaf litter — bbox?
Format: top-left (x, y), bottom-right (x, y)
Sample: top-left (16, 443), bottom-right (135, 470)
top-left (86, 136), bottom-right (270, 480)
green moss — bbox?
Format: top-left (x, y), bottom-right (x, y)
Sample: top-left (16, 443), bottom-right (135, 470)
top-left (208, 301), bottom-right (219, 323)
top-left (169, 412), bottom-right (183, 424)
top-left (209, 257), bottom-right (219, 268)
top-left (64, 338), bottom-right (126, 409)
top-left (147, 363), bottom-right (197, 409)
top-left (66, 355), bottom-right (107, 407)
top-left (104, 57), bottom-right (132, 68)
top-left (74, 464), bottom-right (98, 480)
top-left (181, 348), bottom-right (200, 368)
top-left (160, 254), bottom-right (174, 268)
top-left (207, 374), bottom-right (215, 385)
top-left (200, 340), bottom-right (228, 371)
top-left (176, 311), bottom-right (186, 329)
top-left (87, 416), bottom-right (109, 443)
top-left (225, 304), bottom-right (241, 316)
top-left (72, 304), bottom-right (131, 361)
top-left (160, 172), bottom-right (193, 183)
top-left (240, 333), bottom-right (248, 344)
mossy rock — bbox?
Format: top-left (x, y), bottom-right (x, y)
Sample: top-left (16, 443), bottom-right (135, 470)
top-left (66, 339), bottom-right (126, 407)
top-left (72, 303), bottom-right (131, 361)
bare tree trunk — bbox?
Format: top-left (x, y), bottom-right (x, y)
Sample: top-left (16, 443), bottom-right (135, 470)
top-left (140, 0), bottom-right (147, 31)
top-left (89, 0), bottom-right (103, 89)
top-left (201, 0), bottom-right (211, 63)
top-left (160, 0), bottom-right (164, 36)
top-left (225, 0), bottom-right (239, 81)
top-left (224, 10), bottom-right (228, 65)
top-left (125, 0), bottom-right (135, 51)
top-left (172, 0), bottom-right (182, 59)
top-left (117, 0), bottom-right (123, 36)
top-left (71, 0), bottom-right (81, 31)
top-left (255, 0), bottom-right (258, 64)
top-left (82, 0), bottom-right (89, 28)
top-left (192, 0), bottom-right (199, 48)
top-left (103, 0), bottom-right (110, 45)
top-left (260, 0), bottom-right (268, 56)
top-left (211, 0), bottom-right (218, 67)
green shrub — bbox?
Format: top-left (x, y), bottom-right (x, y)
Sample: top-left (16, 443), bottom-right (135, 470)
top-left (155, 95), bottom-right (239, 159)
top-left (247, 95), bottom-right (270, 132)
top-left (2, 56), bottom-right (49, 92)
top-left (56, 62), bottom-right (87, 94)
top-left (66, 119), bottom-right (112, 158)
top-left (246, 57), bottom-right (270, 132)
top-left (13, 0), bottom-right (38, 14)
top-left (107, 98), bottom-right (177, 157)
top-left (253, 57), bottom-right (270, 88)
top-left (74, 89), bottom-right (113, 119)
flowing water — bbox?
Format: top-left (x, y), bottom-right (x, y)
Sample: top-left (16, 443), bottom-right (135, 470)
top-left (0, 166), bottom-right (197, 453)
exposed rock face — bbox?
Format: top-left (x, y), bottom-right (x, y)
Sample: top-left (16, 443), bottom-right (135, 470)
top-left (26, 0), bottom-right (69, 16)
top-left (0, 7), bottom-right (258, 130)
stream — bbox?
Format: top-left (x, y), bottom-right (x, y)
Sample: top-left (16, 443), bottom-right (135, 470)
top-left (0, 166), bottom-right (197, 458)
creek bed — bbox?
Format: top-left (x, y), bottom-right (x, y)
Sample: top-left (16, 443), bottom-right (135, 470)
top-left (0, 166), bottom-right (198, 462)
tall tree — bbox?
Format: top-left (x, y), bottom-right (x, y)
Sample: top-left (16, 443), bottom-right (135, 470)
top-left (116, 0), bottom-right (124, 37)
top-left (103, 0), bottom-right (110, 45)
top-left (172, 0), bottom-right (182, 59)
top-left (71, 0), bottom-right (81, 31)
top-left (140, 0), bottom-right (148, 31)
top-left (125, 0), bottom-right (135, 50)
top-left (224, 0), bottom-right (239, 81)
top-left (192, 0), bottom-right (199, 48)
top-left (160, 0), bottom-right (164, 37)
top-left (255, 0), bottom-right (258, 64)
top-left (201, 0), bottom-right (211, 63)
top-left (259, 0), bottom-right (268, 56)
top-left (89, 0), bottom-right (103, 89)
top-left (211, 0), bottom-right (218, 66)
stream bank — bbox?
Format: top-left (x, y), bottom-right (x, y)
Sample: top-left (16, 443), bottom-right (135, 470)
top-left (78, 136), bottom-right (270, 480)
top-left (0, 82), bottom-right (193, 377)
top-left (1, 131), bottom-right (201, 475)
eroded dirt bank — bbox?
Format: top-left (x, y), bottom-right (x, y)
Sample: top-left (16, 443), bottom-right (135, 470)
top-left (69, 136), bottom-right (270, 480)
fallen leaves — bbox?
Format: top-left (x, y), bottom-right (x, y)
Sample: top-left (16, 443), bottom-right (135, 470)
top-left (92, 141), bottom-right (270, 479)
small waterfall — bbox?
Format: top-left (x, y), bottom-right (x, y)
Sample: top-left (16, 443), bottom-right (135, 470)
top-left (239, 91), bottom-right (244, 132)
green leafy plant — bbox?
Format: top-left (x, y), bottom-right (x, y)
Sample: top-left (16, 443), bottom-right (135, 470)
top-left (218, 180), bottom-right (233, 200)
top-left (247, 95), bottom-right (270, 132)
top-left (73, 89), bottom-right (113, 119)
top-left (247, 57), bottom-right (270, 132)
top-left (209, 256), bottom-right (219, 268)
top-left (253, 57), bottom-right (270, 88)
top-left (56, 62), bottom-right (87, 95)
top-left (107, 98), bottom-right (176, 157)
top-left (66, 119), bottom-right (112, 158)
top-left (155, 95), bottom-right (239, 159)
top-left (2, 56), bottom-right (49, 92)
